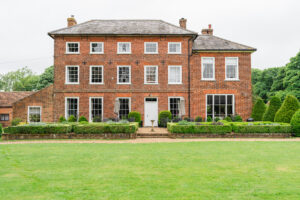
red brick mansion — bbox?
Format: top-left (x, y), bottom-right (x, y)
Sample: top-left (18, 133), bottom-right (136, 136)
top-left (0, 16), bottom-right (256, 127)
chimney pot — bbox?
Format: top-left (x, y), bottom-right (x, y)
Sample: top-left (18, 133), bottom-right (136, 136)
top-left (67, 15), bottom-right (77, 27)
top-left (179, 18), bottom-right (187, 29)
top-left (201, 24), bottom-right (213, 35)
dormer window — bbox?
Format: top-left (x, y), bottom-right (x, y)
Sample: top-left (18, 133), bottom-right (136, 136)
top-left (168, 42), bottom-right (181, 54)
top-left (66, 42), bottom-right (79, 54)
top-left (118, 42), bottom-right (131, 54)
top-left (90, 42), bottom-right (104, 54)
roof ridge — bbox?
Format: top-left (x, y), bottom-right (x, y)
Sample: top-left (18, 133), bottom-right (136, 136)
top-left (48, 20), bottom-right (94, 35)
top-left (159, 20), bottom-right (198, 34)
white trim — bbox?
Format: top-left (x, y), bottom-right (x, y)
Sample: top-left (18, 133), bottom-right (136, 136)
top-left (205, 94), bottom-right (235, 120)
top-left (144, 97), bottom-right (159, 127)
top-left (65, 65), bottom-right (80, 84)
top-left (27, 106), bottom-right (42, 123)
top-left (89, 65), bottom-right (104, 84)
top-left (66, 42), bottom-right (80, 54)
top-left (117, 65), bottom-right (131, 84)
top-left (90, 42), bottom-right (104, 54)
top-left (225, 57), bottom-right (239, 81)
top-left (168, 65), bottom-right (182, 84)
top-left (116, 97), bottom-right (131, 119)
top-left (117, 42), bottom-right (131, 54)
top-left (168, 42), bottom-right (182, 54)
top-left (144, 42), bottom-right (158, 54)
top-left (89, 97), bottom-right (104, 122)
top-left (201, 57), bottom-right (215, 81)
top-left (144, 65), bottom-right (158, 84)
top-left (65, 97), bottom-right (79, 120)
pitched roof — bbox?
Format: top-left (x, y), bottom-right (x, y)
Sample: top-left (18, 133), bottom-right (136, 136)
top-left (192, 35), bottom-right (256, 51)
top-left (48, 20), bottom-right (198, 36)
top-left (0, 92), bottom-right (35, 108)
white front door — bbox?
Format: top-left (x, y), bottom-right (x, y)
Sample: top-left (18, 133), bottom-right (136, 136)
top-left (144, 98), bottom-right (158, 126)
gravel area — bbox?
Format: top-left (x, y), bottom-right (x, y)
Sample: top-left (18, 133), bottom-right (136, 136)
top-left (1, 138), bottom-right (300, 144)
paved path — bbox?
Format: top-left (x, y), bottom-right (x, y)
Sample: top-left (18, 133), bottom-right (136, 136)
top-left (1, 138), bottom-right (300, 144)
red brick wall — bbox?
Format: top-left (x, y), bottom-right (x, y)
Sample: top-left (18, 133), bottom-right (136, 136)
top-left (190, 52), bottom-right (252, 120)
top-left (0, 107), bottom-right (13, 127)
top-left (12, 85), bottom-right (54, 123)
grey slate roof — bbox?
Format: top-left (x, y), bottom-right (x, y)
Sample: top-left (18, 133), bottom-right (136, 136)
top-left (192, 35), bottom-right (256, 51)
top-left (49, 20), bottom-right (198, 36)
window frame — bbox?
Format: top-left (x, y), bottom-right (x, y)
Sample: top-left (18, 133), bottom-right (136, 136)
top-left (205, 94), bottom-right (235, 120)
top-left (144, 42), bottom-right (158, 54)
top-left (89, 65), bottom-right (104, 85)
top-left (117, 65), bottom-right (131, 84)
top-left (0, 114), bottom-right (9, 121)
top-left (65, 97), bottom-right (79, 120)
top-left (89, 97), bottom-right (104, 122)
top-left (144, 65), bottom-right (158, 84)
top-left (168, 42), bottom-right (182, 54)
top-left (225, 57), bottom-right (239, 81)
top-left (27, 106), bottom-right (42, 123)
top-left (66, 42), bottom-right (80, 54)
top-left (168, 97), bottom-right (184, 118)
top-left (90, 42), bottom-right (104, 54)
top-left (117, 97), bottom-right (131, 119)
top-left (117, 42), bottom-right (131, 54)
top-left (201, 57), bottom-right (215, 81)
top-left (65, 65), bottom-right (80, 85)
top-left (168, 65), bottom-right (182, 84)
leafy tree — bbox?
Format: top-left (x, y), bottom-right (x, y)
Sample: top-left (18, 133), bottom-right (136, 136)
top-left (36, 66), bottom-right (54, 90)
top-left (251, 98), bottom-right (266, 121)
top-left (13, 75), bottom-right (39, 91)
top-left (274, 95), bottom-right (300, 123)
top-left (262, 96), bottom-right (281, 121)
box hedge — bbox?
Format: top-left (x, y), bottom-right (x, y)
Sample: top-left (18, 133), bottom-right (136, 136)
top-left (229, 122), bottom-right (292, 133)
top-left (73, 122), bottom-right (139, 134)
top-left (128, 111), bottom-right (142, 125)
top-left (167, 123), bottom-right (232, 134)
top-left (4, 124), bottom-right (72, 134)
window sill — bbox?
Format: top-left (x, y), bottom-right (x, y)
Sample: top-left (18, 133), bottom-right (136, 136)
top-left (65, 52), bottom-right (80, 55)
top-left (117, 83), bottom-right (131, 85)
top-left (90, 52), bottom-right (104, 54)
top-left (144, 83), bottom-right (159, 85)
top-left (201, 79), bottom-right (216, 81)
top-left (65, 83), bottom-right (80, 85)
top-left (224, 79), bottom-right (240, 81)
top-left (89, 83), bottom-right (104, 85)
top-left (168, 83), bottom-right (182, 85)
top-left (168, 52), bottom-right (182, 55)
top-left (144, 52), bottom-right (158, 54)
top-left (117, 52), bottom-right (131, 54)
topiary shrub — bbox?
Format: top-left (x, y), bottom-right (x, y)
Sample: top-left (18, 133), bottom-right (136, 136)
top-left (78, 116), bottom-right (88, 122)
top-left (0, 124), bottom-right (2, 137)
top-left (158, 111), bottom-right (172, 127)
top-left (290, 110), bottom-right (300, 136)
top-left (233, 115), bottom-right (243, 122)
top-left (92, 116), bottom-right (102, 122)
top-left (262, 96), bottom-right (281, 122)
top-left (251, 98), bottom-right (266, 121)
top-left (128, 111), bottom-right (142, 126)
top-left (59, 116), bottom-right (67, 123)
top-left (68, 115), bottom-right (77, 122)
top-left (274, 95), bottom-right (300, 123)
top-left (224, 116), bottom-right (232, 122)
top-left (206, 116), bottom-right (212, 122)
top-left (11, 118), bottom-right (22, 126)
top-left (214, 117), bottom-right (220, 122)
top-left (195, 116), bottom-right (202, 122)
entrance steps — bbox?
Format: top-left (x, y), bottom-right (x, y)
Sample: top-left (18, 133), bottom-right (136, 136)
top-left (136, 127), bottom-right (172, 138)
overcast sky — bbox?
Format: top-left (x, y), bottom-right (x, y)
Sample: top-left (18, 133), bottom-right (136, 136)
top-left (0, 0), bottom-right (299, 74)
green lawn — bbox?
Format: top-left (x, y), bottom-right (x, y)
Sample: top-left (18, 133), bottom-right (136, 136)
top-left (0, 142), bottom-right (300, 200)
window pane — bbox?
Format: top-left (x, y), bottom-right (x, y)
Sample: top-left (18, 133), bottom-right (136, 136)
top-left (169, 43), bottom-right (181, 53)
top-left (226, 58), bottom-right (238, 79)
top-left (145, 66), bottom-right (157, 83)
top-left (67, 43), bottom-right (79, 52)
top-left (169, 66), bottom-right (181, 83)
top-left (118, 66), bottom-right (130, 83)
top-left (118, 43), bottom-right (130, 53)
top-left (91, 43), bottom-right (103, 53)
top-left (145, 43), bottom-right (157, 53)
top-left (68, 66), bottom-right (78, 83)
top-left (119, 98), bottom-right (129, 119)
top-left (91, 98), bottom-right (102, 120)
top-left (91, 66), bottom-right (102, 83)
top-left (67, 98), bottom-right (78, 119)
top-left (0, 114), bottom-right (9, 121)
top-left (29, 107), bottom-right (41, 122)
top-left (207, 95), bottom-right (213, 104)
top-left (202, 58), bottom-right (214, 79)
top-left (169, 98), bottom-right (180, 118)
top-left (220, 96), bottom-right (226, 104)
top-left (207, 95), bottom-right (234, 119)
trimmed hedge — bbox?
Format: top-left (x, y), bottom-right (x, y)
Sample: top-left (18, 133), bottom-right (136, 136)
top-left (0, 124), bottom-right (2, 137)
top-left (73, 122), bottom-right (139, 134)
top-left (128, 111), bottom-right (142, 125)
top-left (290, 110), bottom-right (300, 136)
top-left (274, 95), bottom-right (299, 123)
top-left (229, 122), bottom-right (292, 133)
top-left (251, 98), bottom-right (266, 121)
top-left (262, 96), bottom-right (281, 122)
top-left (4, 124), bottom-right (72, 134)
top-left (167, 123), bottom-right (232, 134)
top-left (158, 111), bottom-right (172, 127)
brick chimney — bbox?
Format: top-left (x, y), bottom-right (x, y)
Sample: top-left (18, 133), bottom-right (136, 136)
top-left (201, 24), bottom-right (213, 35)
top-left (179, 18), bottom-right (187, 29)
top-left (67, 15), bottom-right (77, 27)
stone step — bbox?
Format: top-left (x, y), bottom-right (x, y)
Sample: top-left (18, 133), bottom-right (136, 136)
top-left (137, 133), bottom-right (170, 137)
top-left (137, 135), bottom-right (172, 138)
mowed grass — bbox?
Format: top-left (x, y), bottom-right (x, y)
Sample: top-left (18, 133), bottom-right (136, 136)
top-left (0, 142), bottom-right (300, 200)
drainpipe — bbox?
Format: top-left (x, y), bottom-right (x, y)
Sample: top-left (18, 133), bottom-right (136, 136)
top-left (187, 35), bottom-right (196, 118)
